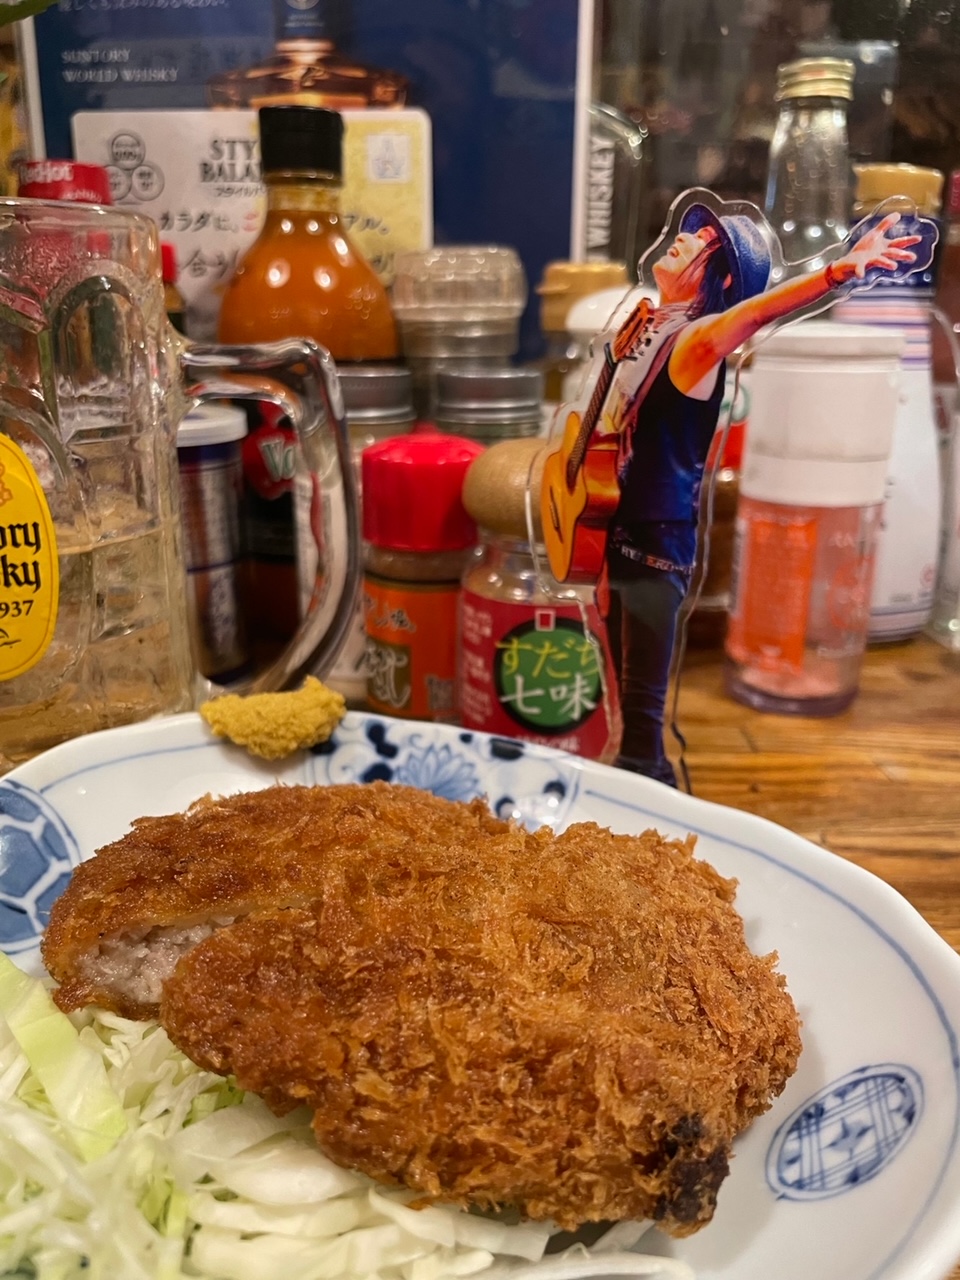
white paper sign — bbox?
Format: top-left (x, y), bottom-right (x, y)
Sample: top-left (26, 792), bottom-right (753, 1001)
top-left (72, 107), bottom-right (432, 340)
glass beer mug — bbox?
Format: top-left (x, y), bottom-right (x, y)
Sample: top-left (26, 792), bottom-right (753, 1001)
top-left (0, 199), bottom-right (360, 764)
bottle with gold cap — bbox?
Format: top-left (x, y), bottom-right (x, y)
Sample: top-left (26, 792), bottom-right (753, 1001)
top-left (537, 261), bottom-right (629, 407)
top-left (459, 438), bottom-right (621, 761)
top-left (765, 57), bottom-right (855, 266)
top-left (834, 162), bottom-right (944, 643)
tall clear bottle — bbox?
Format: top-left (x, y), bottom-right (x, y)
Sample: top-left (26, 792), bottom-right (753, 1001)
top-left (584, 104), bottom-right (645, 268)
top-left (764, 57), bottom-right (855, 268)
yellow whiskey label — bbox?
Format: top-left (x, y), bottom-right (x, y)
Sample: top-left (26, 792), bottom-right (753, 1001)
top-left (341, 109), bottom-right (433, 283)
top-left (0, 436), bottom-right (59, 680)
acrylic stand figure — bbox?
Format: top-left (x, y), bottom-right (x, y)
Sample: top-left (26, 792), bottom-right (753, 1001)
top-left (542, 192), bottom-right (934, 786)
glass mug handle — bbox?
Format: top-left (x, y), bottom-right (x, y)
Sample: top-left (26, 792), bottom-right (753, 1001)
top-left (180, 338), bottom-right (360, 696)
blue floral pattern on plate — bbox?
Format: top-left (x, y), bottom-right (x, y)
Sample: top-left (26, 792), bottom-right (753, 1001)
top-left (767, 1064), bottom-right (923, 1200)
top-left (310, 717), bottom-right (580, 828)
top-left (0, 778), bottom-right (81, 954)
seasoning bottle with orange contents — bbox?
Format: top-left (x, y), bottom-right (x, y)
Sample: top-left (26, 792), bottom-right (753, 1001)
top-left (218, 104), bottom-right (397, 359)
top-left (362, 434), bottom-right (484, 723)
top-left (218, 103), bottom-right (397, 655)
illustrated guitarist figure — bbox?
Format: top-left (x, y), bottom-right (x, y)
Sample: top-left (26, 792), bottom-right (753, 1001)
top-left (542, 194), bottom-right (933, 785)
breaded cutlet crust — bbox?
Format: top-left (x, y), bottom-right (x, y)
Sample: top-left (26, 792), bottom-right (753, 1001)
top-left (159, 801), bottom-right (801, 1235)
top-left (44, 782), bottom-right (801, 1233)
top-left (42, 783), bottom-right (509, 1017)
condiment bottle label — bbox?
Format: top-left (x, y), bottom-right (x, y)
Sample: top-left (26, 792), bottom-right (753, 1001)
top-left (327, 594), bottom-right (368, 702)
top-left (0, 436), bottom-right (59, 680)
top-left (726, 505), bottom-right (817, 673)
top-left (460, 592), bottom-right (614, 758)
top-left (364, 574), bottom-right (459, 721)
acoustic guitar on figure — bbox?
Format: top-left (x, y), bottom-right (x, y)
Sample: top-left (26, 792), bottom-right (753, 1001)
top-left (541, 298), bottom-right (652, 584)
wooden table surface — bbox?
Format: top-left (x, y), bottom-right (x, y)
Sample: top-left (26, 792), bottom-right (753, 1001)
top-left (677, 634), bottom-right (960, 1279)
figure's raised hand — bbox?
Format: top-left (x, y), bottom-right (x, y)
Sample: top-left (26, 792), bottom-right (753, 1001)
top-left (833, 212), bottom-right (922, 284)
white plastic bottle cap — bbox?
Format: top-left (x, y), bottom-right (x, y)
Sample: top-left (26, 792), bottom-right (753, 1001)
top-left (177, 403), bottom-right (248, 449)
top-left (741, 320), bottom-right (905, 507)
top-left (565, 285), bottom-right (660, 344)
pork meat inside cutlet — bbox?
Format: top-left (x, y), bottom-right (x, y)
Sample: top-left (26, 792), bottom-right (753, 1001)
top-left (44, 783), bottom-right (801, 1234)
top-left (42, 783), bottom-right (508, 1019)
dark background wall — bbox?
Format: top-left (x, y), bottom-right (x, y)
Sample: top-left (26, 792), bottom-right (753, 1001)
top-left (596, 0), bottom-right (960, 258)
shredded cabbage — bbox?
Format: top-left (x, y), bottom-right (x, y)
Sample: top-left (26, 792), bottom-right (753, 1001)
top-left (0, 954), bottom-right (694, 1280)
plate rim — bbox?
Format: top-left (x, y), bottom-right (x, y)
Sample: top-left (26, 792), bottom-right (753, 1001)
top-left (4, 710), bottom-right (960, 1280)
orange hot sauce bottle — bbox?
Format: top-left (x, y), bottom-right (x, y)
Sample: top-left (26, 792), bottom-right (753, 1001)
top-left (218, 105), bottom-right (397, 649)
top-left (218, 104), bottom-right (397, 361)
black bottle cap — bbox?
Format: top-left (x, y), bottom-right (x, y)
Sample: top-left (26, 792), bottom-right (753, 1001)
top-left (258, 106), bottom-right (343, 178)
top-left (273, 0), bottom-right (342, 43)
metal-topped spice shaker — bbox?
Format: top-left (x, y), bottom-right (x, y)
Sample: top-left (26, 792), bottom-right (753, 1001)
top-left (391, 245), bottom-right (528, 418)
top-left (362, 433), bottom-right (483, 723)
top-left (337, 365), bottom-right (416, 457)
top-left (435, 367), bottom-right (544, 444)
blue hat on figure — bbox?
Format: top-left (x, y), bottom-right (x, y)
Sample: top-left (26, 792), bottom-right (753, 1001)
top-left (680, 203), bottom-right (772, 306)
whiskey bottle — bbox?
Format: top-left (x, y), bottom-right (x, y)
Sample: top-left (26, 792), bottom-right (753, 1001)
top-left (207, 0), bottom-right (407, 110)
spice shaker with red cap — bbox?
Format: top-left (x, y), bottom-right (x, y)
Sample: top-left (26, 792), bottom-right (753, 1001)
top-left (362, 433), bottom-right (484, 722)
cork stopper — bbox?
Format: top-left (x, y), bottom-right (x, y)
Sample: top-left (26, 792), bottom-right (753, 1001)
top-left (462, 437), bottom-right (548, 540)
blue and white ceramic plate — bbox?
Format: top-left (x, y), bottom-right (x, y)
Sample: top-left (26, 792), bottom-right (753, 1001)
top-left (3, 711), bottom-right (960, 1280)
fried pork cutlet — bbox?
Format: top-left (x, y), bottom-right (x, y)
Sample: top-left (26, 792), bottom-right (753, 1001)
top-left (43, 783), bottom-right (801, 1236)
top-left (43, 784), bottom-right (506, 1019)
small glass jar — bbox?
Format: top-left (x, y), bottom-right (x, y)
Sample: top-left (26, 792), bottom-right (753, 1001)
top-left (321, 366), bottom-right (416, 704)
top-left (391, 245), bottom-right (528, 419)
top-left (435, 367), bottom-right (543, 444)
top-left (460, 439), bottom-right (621, 760)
